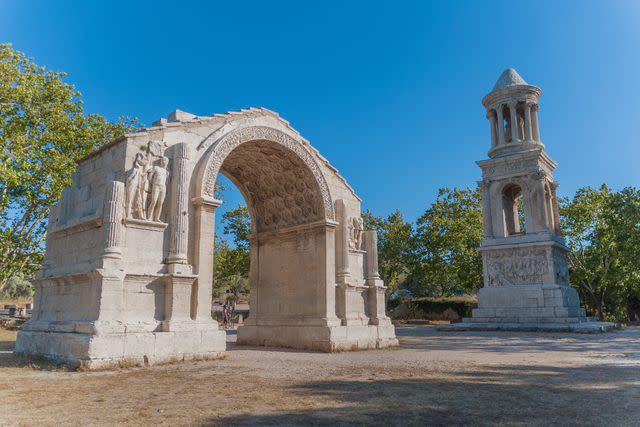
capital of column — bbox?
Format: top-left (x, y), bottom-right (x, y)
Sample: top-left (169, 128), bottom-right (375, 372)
top-left (192, 196), bottom-right (223, 208)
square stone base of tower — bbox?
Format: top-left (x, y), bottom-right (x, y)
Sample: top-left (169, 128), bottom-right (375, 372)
top-left (438, 284), bottom-right (617, 333)
top-left (14, 328), bottom-right (227, 369)
top-left (236, 323), bottom-right (399, 351)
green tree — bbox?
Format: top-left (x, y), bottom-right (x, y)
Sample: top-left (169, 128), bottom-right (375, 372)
top-left (362, 209), bottom-right (414, 295)
top-left (410, 187), bottom-right (483, 297)
top-left (0, 271), bottom-right (34, 299)
top-left (213, 205), bottom-right (251, 296)
top-left (561, 185), bottom-right (640, 321)
top-left (0, 43), bottom-right (137, 292)
top-left (222, 205), bottom-right (251, 250)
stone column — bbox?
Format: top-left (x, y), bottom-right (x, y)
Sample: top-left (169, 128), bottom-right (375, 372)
top-left (509, 102), bottom-right (520, 142)
top-left (243, 234), bottom-right (259, 325)
top-left (487, 110), bottom-right (497, 147)
top-left (550, 182), bottom-right (562, 235)
top-left (532, 104), bottom-right (541, 142)
top-left (480, 180), bottom-right (492, 237)
top-left (496, 105), bottom-right (504, 145)
top-left (524, 102), bottom-right (533, 141)
top-left (335, 199), bottom-right (350, 284)
top-left (96, 180), bottom-right (126, 332)
top-left (168, 143), bottom-right (190, 273)
top-left (363, 231), bottom-right (380, 282)
top-left (101, 180), bottom-right (125, 264)
top-left (490, 182), bottom-right (507, 238)
top-left (363, 231), bottom-right (390, 326)
top-left (533, 174), bottom-right (550, 233)
top-left (192, 196), bottom-right (222, 327)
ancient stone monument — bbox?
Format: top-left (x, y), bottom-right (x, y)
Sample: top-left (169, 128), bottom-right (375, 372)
top-left (15, 108), bottom-right (398, 368)
top-left (447, 69), bottom-right (615, 331)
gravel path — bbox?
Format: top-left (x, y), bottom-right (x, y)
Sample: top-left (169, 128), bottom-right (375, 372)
top-left (1, 326), bottom-right (639, 426)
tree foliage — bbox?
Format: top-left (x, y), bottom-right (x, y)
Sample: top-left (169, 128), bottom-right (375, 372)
top-left (561, 185), bottom-right (640, 321)
top-left (213, 205), bottom-right (251, 297)
top-left (0, 271), bottom-right (34, 299)
top-left (221, 205), bottom-right (251, 250)
top-left (0, 44), bottom-right (137, 291)
top-left (409, 187), bottom-right (483, 297)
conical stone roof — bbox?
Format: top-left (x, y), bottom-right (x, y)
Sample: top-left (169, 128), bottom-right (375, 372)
top-left (492, 68), bottom-right (528, 90)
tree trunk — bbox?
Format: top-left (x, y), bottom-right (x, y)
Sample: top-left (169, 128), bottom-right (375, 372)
top-left (594, 292), bottom-right (605, 321)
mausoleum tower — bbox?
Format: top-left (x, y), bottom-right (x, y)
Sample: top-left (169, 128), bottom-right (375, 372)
top-left (464, 68), bottom-right (607, 329)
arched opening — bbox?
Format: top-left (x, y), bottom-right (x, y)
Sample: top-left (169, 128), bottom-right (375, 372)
top-left (502, 183), bottom-right (525, 236)
top-left (212, 175), bottom-right (250, 331)
top-left (204, 138), bottom-right (331, 347)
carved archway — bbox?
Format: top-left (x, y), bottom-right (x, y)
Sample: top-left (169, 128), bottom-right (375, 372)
top-left (191, 125), bottom-right (342, 349)
top-left (196, 126), bottom-right (334, 220)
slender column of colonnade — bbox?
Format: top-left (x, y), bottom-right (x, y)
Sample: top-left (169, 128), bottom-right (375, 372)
top-left (486, 101), bottom-right (541, 146)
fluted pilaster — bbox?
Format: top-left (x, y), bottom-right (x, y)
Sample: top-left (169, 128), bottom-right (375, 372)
top-left (102, 180), bottom-right (125, 259)
top-left (168, 143), bottom-right (190, 269)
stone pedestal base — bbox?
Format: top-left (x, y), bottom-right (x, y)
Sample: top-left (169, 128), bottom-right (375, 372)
top-left (470, 284), bottom-right (588, 323)
top-left (438, 283), bottom-right (617, 333)
top-left (438, 321), bottom-right (617, 333)
top-left (14, 328), bottom-right (226, 369)
top-left (236, 323), bottom-right (398, 352)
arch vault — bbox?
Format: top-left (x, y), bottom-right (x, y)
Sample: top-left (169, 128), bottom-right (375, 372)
top-left (15, 108), bottom-right (398, 368)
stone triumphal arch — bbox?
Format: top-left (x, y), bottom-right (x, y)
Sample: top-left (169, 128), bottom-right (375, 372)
top-left (15, 108), bottom-right (398, 368)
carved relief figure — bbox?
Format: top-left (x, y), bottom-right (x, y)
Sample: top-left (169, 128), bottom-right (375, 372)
top-left (125, 152), bottom-right (148, 219)
top-left (348, 216), bottom-right (364, 250)
top-left (147, 139), bottom-right (166, 158)
top-left (485, 248), bottom-right (548, 286)
top-left (146, 156), bottom-right (168, 222)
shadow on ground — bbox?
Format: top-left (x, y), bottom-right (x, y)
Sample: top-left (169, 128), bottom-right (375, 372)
top-left (209, 363), bottom-right (640, 426)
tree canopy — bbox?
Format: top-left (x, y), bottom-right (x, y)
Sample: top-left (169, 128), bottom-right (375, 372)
top-left (560, 185), bottom-right (640, 321)
top-left (0, 43), bottom-right (137, 294)
top-left (213, 205), bottom-right (251, 298)
top-left (409, 187), bottom-right (483, 297)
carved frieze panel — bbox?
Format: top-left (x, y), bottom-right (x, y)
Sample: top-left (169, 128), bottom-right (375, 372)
top-left (484, 247), bottom-right (549, 286)
top-left (482, 160), bottom-right (534, 179)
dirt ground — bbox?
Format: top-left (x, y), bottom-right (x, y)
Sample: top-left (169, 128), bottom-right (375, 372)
top-left (1, 326), bottom-right (639, 426)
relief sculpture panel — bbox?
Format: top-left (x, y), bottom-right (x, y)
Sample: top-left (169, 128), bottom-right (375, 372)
top-left (125, 140), bottom-right (168, 222)
top-left (485, 247), bottom-right (549, 286)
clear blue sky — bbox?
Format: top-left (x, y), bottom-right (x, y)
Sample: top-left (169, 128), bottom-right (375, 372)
top-left (2, 1), bottom-right (639, 227)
